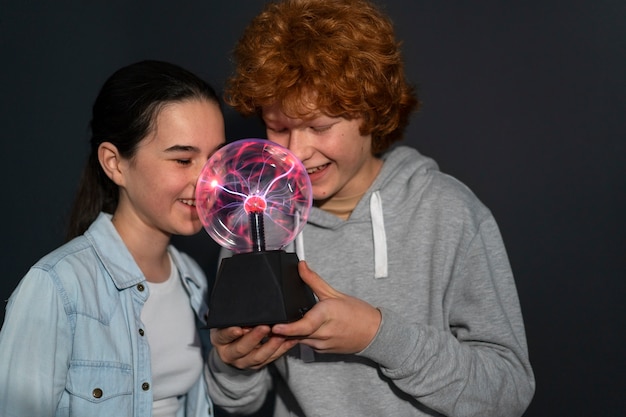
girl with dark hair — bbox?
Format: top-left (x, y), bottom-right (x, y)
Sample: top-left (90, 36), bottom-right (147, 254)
top-left (0, 60), bottom-right (225, 417)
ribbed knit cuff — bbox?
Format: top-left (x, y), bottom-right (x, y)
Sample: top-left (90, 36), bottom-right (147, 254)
top-left (358, 306), bottom-right (420, 370)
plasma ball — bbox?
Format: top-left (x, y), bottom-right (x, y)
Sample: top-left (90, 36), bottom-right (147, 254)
top-left (195, 138), bottom-right (312, 253)
top-left (244, 195), bottom-right (267, 214)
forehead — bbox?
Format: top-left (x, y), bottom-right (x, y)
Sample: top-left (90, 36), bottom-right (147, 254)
top-left (262, 102), bottom-right (324, 123)
top-left (140, 100), bottom-right (223, 147)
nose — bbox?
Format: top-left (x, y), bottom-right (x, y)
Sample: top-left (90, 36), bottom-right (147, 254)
top-left (284, 130), bottom-right (311, 162)
top-left (192, 161), bottom-right (206, 189)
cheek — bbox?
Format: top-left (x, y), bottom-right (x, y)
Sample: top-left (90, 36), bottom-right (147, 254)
top-left (266, 133), bottom-right (287, 148)
top-left (334, 148), bottom-right (368, 176)
top-left (139, 171), bottom-right (178, 200)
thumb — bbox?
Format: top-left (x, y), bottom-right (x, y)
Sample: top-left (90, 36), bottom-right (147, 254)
top-left (298, 261), bottom-right (338, 300)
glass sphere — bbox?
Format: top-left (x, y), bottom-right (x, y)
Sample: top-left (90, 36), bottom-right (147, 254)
top-left (196, 138), bottom-right (312, 253)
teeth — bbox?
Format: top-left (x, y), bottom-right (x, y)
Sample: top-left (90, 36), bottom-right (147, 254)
top-left (307, 164), bottom-right (327, 174)
top-left (180, 199), bottom-right (196, 207)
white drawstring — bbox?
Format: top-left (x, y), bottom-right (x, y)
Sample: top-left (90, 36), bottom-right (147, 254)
top-left (295, 229), bottom-right (305, 261)
top-left (370, 191), bottom-right (388, 279)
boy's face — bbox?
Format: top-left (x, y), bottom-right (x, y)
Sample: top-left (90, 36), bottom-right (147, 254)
top-left (262, 103), bottom-right (382, 203)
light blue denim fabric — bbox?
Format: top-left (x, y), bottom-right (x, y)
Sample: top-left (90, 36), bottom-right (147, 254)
top-left (0, 213), bottom-right (214, 417)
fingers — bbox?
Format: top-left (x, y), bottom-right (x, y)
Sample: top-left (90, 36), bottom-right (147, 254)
top-left (247, 338), bottom-right (299, 370)
top-left (210, 326), bottom-right (247, 345)
top-left (298, 261), bottom-right (338, 299)
top-left (211, 325), bottom-right (298, 370)
top-left (271, 262), bottom-right (336, 337)
top-left (272, 306), bottom-right (325, 337)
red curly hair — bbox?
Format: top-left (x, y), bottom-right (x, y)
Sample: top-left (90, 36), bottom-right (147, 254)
top-left (224, 0), bottom-right (419, 154)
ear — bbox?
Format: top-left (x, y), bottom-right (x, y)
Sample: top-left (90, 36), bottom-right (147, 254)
top-left (98, 142), bottom-right (126, 186)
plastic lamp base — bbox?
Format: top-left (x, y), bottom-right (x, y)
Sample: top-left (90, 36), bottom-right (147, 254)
top-left (206, 250), bottom-right (316, 328)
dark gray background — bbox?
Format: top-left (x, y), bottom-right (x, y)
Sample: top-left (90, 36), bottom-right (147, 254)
top-left (1, 1), bottom-right (624, 415)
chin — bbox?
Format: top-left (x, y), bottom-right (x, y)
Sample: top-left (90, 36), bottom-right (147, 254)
top-left (175, 222), bottom-right (203, 237)
top-left (311, 186), bottom-right (328, 200)
top-left (312, 187), bottom-right (337, 202)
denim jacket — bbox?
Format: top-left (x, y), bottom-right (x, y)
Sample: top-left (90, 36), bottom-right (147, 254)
top-left (0, 213), bottom-right (214, 417)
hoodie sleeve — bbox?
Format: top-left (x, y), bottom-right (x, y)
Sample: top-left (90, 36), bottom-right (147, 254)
top-left (359, 215), bottom-right (535, 417)
top-left (205, 348), bottom-right (273, 414)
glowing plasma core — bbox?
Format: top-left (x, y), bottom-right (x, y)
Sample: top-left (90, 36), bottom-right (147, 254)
top-left (244, 195), bottom-right (267, 213)
top-left (196, 138), bottom-right (312, 253)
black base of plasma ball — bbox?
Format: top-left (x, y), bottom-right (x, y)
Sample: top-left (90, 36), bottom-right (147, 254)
top-left (206, 250), bottom-right (317, 328)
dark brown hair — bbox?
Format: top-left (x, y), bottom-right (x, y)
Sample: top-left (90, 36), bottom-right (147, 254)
top-left (65, 60), bottom-right (220, 240)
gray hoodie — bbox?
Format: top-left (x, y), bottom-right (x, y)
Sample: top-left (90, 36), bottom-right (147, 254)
top-left (207, 146), bottom-right (535, 417)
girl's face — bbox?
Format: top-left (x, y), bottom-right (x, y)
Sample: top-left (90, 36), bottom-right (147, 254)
top-left (115, 99), bottom-right (225, 239)
top-left (262, 103), bottom-right (381, 203)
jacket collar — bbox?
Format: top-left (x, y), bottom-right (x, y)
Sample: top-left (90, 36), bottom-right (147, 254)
top-left (84, 213), bottom-right (203, 291)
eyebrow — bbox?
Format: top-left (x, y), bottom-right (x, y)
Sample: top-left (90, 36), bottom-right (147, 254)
top-left (164, 142), bottom-right (227, 156)
top-left (164, 145), bottom-right (200, 153)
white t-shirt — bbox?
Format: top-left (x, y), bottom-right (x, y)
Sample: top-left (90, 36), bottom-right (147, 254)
top-left (141, 255), bottom-right (203, 417)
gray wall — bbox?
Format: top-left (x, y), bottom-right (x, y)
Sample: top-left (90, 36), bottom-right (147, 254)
top-left (1, 1), bottom-right (624, 415)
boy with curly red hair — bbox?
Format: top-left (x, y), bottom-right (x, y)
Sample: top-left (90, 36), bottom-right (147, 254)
top-left (207, 1), bottom-right (535, 416)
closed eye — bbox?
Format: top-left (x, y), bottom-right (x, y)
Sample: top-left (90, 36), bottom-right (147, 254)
top-left (267, 126), bottom-right (288, 134)
top-left (311, 125), bottom-right (332, 133)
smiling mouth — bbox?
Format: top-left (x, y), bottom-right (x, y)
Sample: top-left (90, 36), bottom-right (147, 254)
top-left (307, 163), bottom-right (329, 175)
top-left (180, 199), bottom-right (196, 207)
